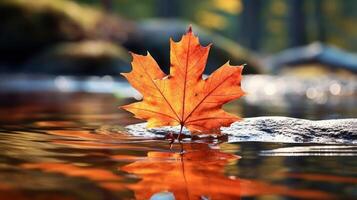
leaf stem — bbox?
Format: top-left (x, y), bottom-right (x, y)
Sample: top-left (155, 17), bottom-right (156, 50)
top-left (178, 124), bottom-right (184, 153)
top-left (178, 124), bottom-right (183, 140)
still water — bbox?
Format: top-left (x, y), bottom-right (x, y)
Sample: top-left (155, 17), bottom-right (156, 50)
top-left (0, 92), bottom-right (356, 200)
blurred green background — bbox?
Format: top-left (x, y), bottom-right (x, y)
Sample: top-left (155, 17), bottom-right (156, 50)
top-left (0, 0), bottom-right (357, 76)
top-left (81, 0), bottom-right (357, 53)
top-left (0, 0), bottom-right (356, 121)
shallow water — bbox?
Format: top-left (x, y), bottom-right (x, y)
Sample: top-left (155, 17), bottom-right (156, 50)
top-left (0, 92), bottom-right (357, 200)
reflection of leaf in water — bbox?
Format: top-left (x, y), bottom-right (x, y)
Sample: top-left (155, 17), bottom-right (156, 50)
top-left (286, 173), bottom-right (357, 184)
top-left (21, 162), bottom-right (124, 191)
top-left (33, 121), bottom-right (79, 128)
top-left (46, 130), bottom-right (151, 150)
top-left (121, 143), bottom-right (335, 200)
top-left (0, 183), bottom-right (28, 200)
top-left (0, 182), bottom-right (76, 200)
top-left (47, 130), bottom-right (128, 141)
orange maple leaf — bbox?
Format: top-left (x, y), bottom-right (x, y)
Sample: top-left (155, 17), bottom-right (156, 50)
top-left (121, 27), bottom-right (244, 134)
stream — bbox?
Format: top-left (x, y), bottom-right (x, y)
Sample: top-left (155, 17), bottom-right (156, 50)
top-left (0, 75), bottom-right (356, 199)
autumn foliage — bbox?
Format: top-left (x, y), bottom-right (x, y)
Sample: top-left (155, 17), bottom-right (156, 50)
top-left (121, 27), bottom-right (244, 134)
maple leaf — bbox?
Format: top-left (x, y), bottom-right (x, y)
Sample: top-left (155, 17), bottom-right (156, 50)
top-left (121, 26), bottom-right (244, 134)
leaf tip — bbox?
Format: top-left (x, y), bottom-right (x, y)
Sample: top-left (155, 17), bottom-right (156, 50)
top-left (118, 105), bottom-right (126, 110)
top-left (129, 51), bottom-right (137, 61)
top-left (128, 51), bottom-right (135, 56)
top-left (187, 25), bottom-right (193, 33)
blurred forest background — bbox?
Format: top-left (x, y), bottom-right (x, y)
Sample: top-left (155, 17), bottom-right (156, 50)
top-left (88, 0), bottom-right (357, 52)
top-left (1, 0), bottom-right (357, 75)
top-left (69, 0), bottom-right (357, 53)
top-left (0, 0), bottom-right (356, 119)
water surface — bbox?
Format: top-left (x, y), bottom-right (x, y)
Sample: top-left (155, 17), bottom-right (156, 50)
top-left (0, 92), bottom-right (356, 200)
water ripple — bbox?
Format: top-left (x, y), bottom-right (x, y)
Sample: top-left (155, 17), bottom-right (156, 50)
top-left (260, 145), bottom-right (357, 156)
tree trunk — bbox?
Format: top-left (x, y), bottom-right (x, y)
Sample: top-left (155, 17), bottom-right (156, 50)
top-left (101, 0), bottom-right (113, 12)
top-left (288, 0), bottom-right (307, 47)
top-left (239, 0), bottom-right (262, 51)
top-left (156, 0), bottom-right (180, 18)
top-left (314, 0), bottom-right (325, 42)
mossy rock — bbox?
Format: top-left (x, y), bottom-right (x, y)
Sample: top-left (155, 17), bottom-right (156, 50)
top-left (24, 40), bottom-right (130, 75)
top-left (0, 0), bottom-right (134, 64)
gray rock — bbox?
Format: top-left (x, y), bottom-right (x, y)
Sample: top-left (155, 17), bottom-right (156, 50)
top-left (150, 192), bottom-right (175, 200)
top-left (125, 117), bottom-right (357, 144)
top-left (266, 42), bottom-right (357, 73)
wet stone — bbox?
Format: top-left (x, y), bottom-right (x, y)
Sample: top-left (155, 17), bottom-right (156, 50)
top-left (124, 117), bottom-right (357, 144)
